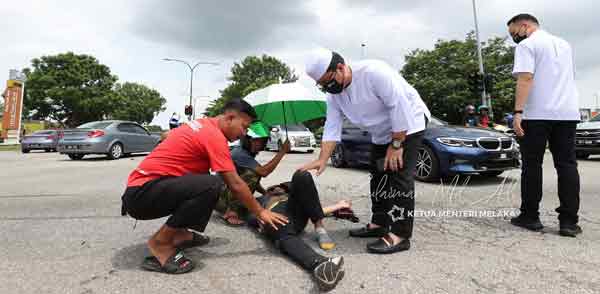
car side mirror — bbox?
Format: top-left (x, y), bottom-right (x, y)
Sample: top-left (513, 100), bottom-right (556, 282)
top-left (271, 127), bottom-right (279, 132)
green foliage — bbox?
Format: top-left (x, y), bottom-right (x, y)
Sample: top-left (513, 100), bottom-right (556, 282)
top-left (401, 32), bottom-right (516, 124)
top-left (22, 52), bottom-right (167, 127)
top-left (109, 82), bottom-right (166, 125)
top-left (23, 52), bottom-right (118, 127)
top-left (205, 54), bottom-right (298, 116)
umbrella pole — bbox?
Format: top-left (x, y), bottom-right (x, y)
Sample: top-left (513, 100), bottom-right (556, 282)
top-left (282, 101), bottom-right (288, 141)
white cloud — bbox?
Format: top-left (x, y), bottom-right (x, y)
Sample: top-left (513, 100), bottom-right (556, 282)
top-left (1, 0), bottom-right (598, 128)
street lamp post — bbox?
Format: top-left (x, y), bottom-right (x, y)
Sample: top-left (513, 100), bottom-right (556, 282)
top-left (163, 58), bottom-right (219, 120)
top-left (471, 0), bottom-right (488, 110)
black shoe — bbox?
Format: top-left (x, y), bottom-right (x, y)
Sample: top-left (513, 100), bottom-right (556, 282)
top-left (559, 224), bottom-right (582, 237)
top-left (312, 256), bottom-right (345, 292)
top-left (367, 238), bottom-right (410, 254)
top-left (510, 214), bottom-right (544, 231)
top-left (349, 225), bottom-right (387, 238)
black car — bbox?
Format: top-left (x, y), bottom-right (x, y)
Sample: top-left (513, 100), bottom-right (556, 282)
top-left (331, 117), bottom-right (520, 181)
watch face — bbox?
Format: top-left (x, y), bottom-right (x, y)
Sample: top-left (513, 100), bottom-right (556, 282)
top-left (392, 140), bottom-right (402, 148)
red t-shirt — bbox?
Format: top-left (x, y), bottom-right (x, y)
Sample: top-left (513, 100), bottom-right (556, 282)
top-left (127, 118), bottom-right (235, 187)
top-left (480, 115), bottom-right (490, 128)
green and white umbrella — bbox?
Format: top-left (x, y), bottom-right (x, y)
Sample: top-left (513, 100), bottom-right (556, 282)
top-left (244, 82), bottom-right (327, 127)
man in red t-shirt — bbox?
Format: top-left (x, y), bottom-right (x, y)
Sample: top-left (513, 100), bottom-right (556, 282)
top-left (121, 99), bottom-right (288, 274)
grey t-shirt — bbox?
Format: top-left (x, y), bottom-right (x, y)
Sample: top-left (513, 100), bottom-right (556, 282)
top-left (230, 146), bottom-right (259, 170)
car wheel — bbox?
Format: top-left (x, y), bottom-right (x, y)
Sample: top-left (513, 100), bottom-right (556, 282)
top-left (331, 144), bottom-right (347, 168)
top-left (576, 152), bottom-right (589, 160)
top-left (107, 143), bottom-right (123, 160)
top-left (45, 149), bottom-right (51, 152)
top-left (68, 154), bottom-right (84, 160)
top-left (480, 171), bottom-right (504, 177)
top-left (22, 149), bottom-right (30, 154)
top-left (307, 149), bottom-right (314, 154)
top-left (415, 145), bottom-right (439, 182)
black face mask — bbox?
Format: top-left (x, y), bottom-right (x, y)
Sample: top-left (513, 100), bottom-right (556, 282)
top-left (323, 78), bottom-right (345, 94)
top-left (511, 26), bottom-right (528, 44)
top-left (512, 34), bottom-right (527, 44)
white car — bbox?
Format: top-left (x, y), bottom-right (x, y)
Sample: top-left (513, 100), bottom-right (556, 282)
top-left (266, 124), bottom-right (317, 153)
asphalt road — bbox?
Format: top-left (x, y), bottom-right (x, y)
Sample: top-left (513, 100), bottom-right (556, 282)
top-left (1, 149), bottom-right (599, 294)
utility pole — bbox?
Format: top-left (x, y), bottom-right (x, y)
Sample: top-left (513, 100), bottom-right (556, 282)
top-left (471, 0), bottom-right (488, 110)
top-left (163, 58), bottom-right (219, 120)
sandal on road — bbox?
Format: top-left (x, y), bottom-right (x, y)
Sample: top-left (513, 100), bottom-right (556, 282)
top-left (141, 251), bottom-right (194, 274)
top-left (177, 232), bottom-right (210, 250)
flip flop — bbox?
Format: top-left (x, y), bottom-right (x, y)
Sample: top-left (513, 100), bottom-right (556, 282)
top-left (177, 232), bottom-right (210, 250)
top-left (220, 213), bottom-right (245, 227)
top-left (141, 251), bottom-right (194, 274)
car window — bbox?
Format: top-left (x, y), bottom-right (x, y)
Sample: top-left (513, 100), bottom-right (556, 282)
top-left (77, 121), bottom-right (112, 129)
top-left (32, 130), bottom-right (55, 135)
top-left (284, 124), bottom-right (308, 131)
top-left (117, 123), bottom-right (135, 133)
top-left (132, 124), bottom-right (150, 135)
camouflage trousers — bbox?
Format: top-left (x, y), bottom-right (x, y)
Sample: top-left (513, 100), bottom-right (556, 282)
top-left (215, 167), bottom-right (261, 218)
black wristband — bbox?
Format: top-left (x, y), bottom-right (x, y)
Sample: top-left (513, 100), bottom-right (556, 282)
top-left (513, 110), bottom-right (523, 115)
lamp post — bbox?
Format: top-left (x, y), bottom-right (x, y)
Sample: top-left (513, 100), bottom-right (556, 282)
top-left (163, 58), bottom-right (219, 120)
top-left (471, 0), bottom-right (488, 109)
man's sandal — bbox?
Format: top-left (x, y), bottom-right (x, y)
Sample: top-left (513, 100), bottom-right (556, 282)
top-left (141, 251), bottom-right (194, 274)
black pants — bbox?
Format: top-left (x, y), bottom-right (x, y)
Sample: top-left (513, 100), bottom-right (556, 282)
top-left (262, 171), bottom-right (326, 271)
top-left (121, 173), bottom-right (223, 230)
top-left (520, 120), bottom-right (580, 224)
top-left (370, 131), bottom-right (424, 238)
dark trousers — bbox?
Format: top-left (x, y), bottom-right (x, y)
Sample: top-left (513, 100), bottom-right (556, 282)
top-left (520, 120), bottom-right (580, 224)
top-left (121, 173), bottom-right (223, 230)
top-left (262, 171), bottom-right (326, 271)
top-left (370, 131), bottom-right (424, 238)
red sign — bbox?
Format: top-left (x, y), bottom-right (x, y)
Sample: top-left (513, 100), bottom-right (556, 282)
top-left (2, 80), bottom-right (24, 138)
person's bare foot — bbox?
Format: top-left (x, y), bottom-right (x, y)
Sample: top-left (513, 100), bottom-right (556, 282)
top-left (147, 237), bottom-right (177, 266)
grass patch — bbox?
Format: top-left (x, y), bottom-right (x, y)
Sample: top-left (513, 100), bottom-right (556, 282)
top-left (0, 144), bottom-right (20, 152)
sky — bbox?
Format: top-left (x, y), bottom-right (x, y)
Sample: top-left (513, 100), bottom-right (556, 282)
top-left (1, 0), bottom-right (598, 128)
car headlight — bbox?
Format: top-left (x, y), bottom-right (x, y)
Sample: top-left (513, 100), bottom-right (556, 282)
top-left (436, 137), bottom-right (477, 148)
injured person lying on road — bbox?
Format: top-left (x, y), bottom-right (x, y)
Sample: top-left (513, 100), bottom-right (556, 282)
top-left (245, 170), bottom-right (359, 292)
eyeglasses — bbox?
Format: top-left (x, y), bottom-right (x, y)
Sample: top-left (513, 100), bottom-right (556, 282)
top-left (316, 71), bottom-right (337, 93)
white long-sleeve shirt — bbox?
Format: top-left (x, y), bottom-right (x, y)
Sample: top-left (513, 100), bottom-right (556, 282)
top-left (322, 60), bottom-right (430, 145)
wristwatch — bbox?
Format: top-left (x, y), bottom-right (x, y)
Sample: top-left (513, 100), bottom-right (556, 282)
top-left (391, 139), bottom-right (404, 149)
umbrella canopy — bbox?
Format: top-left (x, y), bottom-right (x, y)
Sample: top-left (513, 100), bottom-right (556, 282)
top-left (244, 82), bottom-right (327, 127)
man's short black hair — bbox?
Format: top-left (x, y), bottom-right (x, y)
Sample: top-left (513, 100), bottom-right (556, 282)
top-left (326, 51), bottom-right (345, 72)
top-left (223, 98), bottom-right (257, 120)
top-left (507, 14), bottom-right (539, 26)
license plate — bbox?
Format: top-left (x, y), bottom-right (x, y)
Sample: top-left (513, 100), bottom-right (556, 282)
top-left (500, 153), bottom-right (507, 159)
top-left (585, 140), bottom-right (593, 145)
top-left (66, 145), bottom-right (78, 150)
top-left (577, 140), bottom-right (584, 144)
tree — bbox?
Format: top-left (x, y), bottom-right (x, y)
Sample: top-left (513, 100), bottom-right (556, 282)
top-left (109, 82), bottom-right (167, 125)
top-left (205, 54), bottom-right (298, 116)
top-left (401, 32), bottom-right (516, 124)
top-left (23, 52), bottom-right (118, 127)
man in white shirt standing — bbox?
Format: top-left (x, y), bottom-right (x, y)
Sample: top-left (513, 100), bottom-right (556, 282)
top-left (507, 14), bottom-right (582, 237)
top-left (300, 48), bottom-right (431, 254)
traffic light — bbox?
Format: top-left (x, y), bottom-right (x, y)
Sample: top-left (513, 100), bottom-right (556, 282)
top-left (184, 105), bottom-right (193, 116)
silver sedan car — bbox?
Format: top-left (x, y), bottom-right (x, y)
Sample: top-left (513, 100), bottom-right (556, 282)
top-left (57, 120), bottom-right (160, 160)
top-left (21, 130), bottom-right (64, 153)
